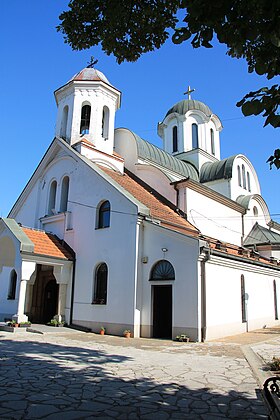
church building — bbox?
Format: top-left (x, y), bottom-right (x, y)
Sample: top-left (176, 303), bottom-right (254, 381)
top-left (0, 66), bottom-right (279, 341)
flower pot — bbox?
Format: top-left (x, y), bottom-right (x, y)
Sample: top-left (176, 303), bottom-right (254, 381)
top-left (124, 332), bottom-right (131, 338)
top-left (100, 330), bottom-right (105, 335)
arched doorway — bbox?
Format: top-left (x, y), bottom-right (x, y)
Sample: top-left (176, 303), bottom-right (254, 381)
top-left (150, 260), bottom-right (175, 339)
top-left (43, 279), bottom-right (58, 324)
top-left (30, 265), bottom-right (58, 324)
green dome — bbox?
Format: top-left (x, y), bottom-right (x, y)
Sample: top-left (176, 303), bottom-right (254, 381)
top-left (165, 99), bottom-right (213, 119)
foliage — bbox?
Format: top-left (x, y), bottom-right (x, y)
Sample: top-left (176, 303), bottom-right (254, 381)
top-left (175, 333), bottom-right (190, 342)
top-left (48, 318), bottom-right (65, 327)
top-left (58, 0), bottom-right (280, 168)
top-left (268, 356), bottom-right (280, 371)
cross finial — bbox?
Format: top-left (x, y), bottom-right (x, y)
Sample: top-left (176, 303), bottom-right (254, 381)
top-left (184, 85), bottom-right (195, 100)
top-left (87, 56), bottom-right (98, 68)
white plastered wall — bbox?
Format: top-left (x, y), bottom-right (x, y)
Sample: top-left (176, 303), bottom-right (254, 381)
top-left (205, 256), bottom-right (280, 340)
top-left (140, 222), bottom-right (201, 341)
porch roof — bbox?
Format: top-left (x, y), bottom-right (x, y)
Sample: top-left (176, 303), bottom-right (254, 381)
top-left (22, 227), bottom-right (74, 260)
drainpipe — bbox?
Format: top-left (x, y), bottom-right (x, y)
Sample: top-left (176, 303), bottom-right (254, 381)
top-left (69, 259), bottom-right (76, 325)
top-left (200, 245), bottom-right (210, 342)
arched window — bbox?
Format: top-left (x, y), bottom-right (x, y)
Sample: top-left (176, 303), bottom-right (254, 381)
top-left (7, 270), bottom-right (17, 300)
top-left (172, 126), bottom-right (178, 153)
top-left (273, 280), bottom-right (278, 320)
top-left (237, 165), bottom-right (242, 187)
top-left (48, 180), bottom-right (57, 215)
top-left (97, 200), bottom-right (110, 229)
top-left (241, 275), bottom-right (247, 323)
top-left (93, 263), bottom-right (108, 304)
top-left (242, 164), bottom-right (246, 189)
top-left (60, 176), bottom-right (69, 212)
top-left (60, 105), bottom-right (69, 141)
top-left (149, 260), bottom-right (175, 281)
top-left (102, 106), bottom-right (110, 140)
top-left (247, 171), bottom-right (251, 192)
top-left (210, 128), bottom-right (215, 155)
top-left (253, 206), bottom-right (258, 217)
top-left (192, 123), bottom-right (198, 149)
top-left (80, 104), bottom-right (91, 134)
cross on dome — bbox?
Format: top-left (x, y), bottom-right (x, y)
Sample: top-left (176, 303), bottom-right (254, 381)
top-left (184, 86), bottom-right (195, 100)
top-left (87, 56), bottom-right (98, 68)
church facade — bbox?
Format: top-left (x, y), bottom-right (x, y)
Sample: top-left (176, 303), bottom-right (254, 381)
top-left (0, 67), bottom-right (279, 341)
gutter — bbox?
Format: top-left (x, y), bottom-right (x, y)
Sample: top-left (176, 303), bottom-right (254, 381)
top-left (200, 245), bottom-right (211, 342)
top-left (69, 258), bottom-right (76, 325)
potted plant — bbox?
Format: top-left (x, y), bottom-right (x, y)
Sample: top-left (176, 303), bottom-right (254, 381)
top-left (100, 326), bottom-right (106, 335)
top-left (11, 321), bottom-right (19, 328)
top-left (123, 329), bottom-right (131, 338)
top-left (19, 321), bottom-right (32, 328)
top-left (175, 334), bottom-right (190, 342)
top-left (48, 319), bottom-right (65, 327)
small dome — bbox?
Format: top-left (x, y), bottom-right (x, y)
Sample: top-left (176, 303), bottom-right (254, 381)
top-left (165, 99), bottom-right (213, 119)
top-left (69, 67), bottom-right (112, 86)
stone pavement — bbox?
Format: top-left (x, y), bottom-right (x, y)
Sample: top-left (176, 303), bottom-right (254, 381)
top-left (0, 326), bottom-right (279, 419)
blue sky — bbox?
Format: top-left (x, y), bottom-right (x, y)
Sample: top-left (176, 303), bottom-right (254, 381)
top-left (0, 1), bottom-right (279, 220)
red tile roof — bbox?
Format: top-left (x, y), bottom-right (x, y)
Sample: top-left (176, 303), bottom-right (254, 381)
top-left (101, 168), bottom-right (199, 237)
top-left (22, 227), bottom-right (74, 260)
top-left (204, 236), bottom-right (279, 268)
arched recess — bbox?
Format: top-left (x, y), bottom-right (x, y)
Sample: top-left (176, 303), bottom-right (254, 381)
top-left (60, 176), bottom-right (69, 212)
top-left (80, 103), bottom-right (91, 134)
top-left (210, 128), bottom-right (215, 155)
top-left (97, 200), bottom-right (111, 229)
top-left (150, 260), bottom-right (175, 339)
top-left (102, 106), bottom-right (110, 140)
top-left (192, 123), bottom-right (199, 149)
top-left (93, 263), bottom-right (108, 304)
top-left (172, 126), bottom-right (178, 153)
top-left (7, 269), bottom-right (17, 300)
top-left (48, 180), bottom-right (57, 215)
top-left (60, 105), bottom-right (69, 141)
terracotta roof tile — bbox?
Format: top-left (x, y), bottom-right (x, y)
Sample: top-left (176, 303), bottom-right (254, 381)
top-left (22, 228), bottom-right (74, 260)
top-left (204, 236), bottom-right (279, 268)
top-left (101, 168), bottom-right (199, 237)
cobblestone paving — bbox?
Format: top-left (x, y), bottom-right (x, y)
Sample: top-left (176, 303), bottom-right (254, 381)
top-left (252, 337), bottom-right (280, 366)
top-left (0, 330), bottom-right (270, 419)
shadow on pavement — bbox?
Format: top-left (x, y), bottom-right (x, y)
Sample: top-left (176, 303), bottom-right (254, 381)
top-left (0, 336), bottom-right (268, 419)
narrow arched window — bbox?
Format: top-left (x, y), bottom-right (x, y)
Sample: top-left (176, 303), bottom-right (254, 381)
top-left (80, 104), bottom-right (91, 134)
top-left (253, 206), bottom-right (258, 217)
top-left (60, 105), bottom-right (69, 141)
top-left (192, 123), bottom-right (198, 149)
top-left (172, 126), bottom-right (178, 153)
top-left (241, 275), bottom-right (247, 322)
top-left (60, 176), bottom-right (69, 212)
top-left (48, 180), bottom-right (57, 215)
top-left (274, 280), bottom-right (278, 320)
top-left (93, 263), bottom-right (108, 304)
top-left (247, 171), bottom-right (251, 192)
top-left (210, 128), bottom-right (215, 155)
top-left (98, 200), bottom-right (110, 229)
top-left (102, 106), bottom-right (110, 140)
top-left (149, 260), bottom-right (175, 281)
top-left (242, 165), bottom-right (246, 189)
top-left (7, 270), bottom-right (17, 300)
top-left (237, 165), bottom-right (242, 187)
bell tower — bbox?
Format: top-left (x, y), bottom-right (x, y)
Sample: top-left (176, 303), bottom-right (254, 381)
top-left (54, 66), bottom-right (121, 156)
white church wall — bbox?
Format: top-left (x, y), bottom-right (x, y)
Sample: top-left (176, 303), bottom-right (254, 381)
top-left (230, 155), bottom-right (261, 201)
top-left (243, 197), bottom-right (269, 238)
top-left (185, 189), bottom-right (243, 245)
top-left (140, 222), bottom-right (201, 341)
top-left (0, 230), bottom-right (22, 321)
top-left (205, 257), bottom-right (280, 340)
top-left (134, 165), bottom-right (177, 205)
top-left (201, 179), bottom-right (231, 199)
top-left (61, 162), bottom-right (140, 335)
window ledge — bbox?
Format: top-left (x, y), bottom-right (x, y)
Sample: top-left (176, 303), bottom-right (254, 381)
top-left (40, 211), bottom-right (71, 224)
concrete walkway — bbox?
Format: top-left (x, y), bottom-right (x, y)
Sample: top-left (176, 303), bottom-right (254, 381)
top-left (0, 326), bottom-right (279, 419)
